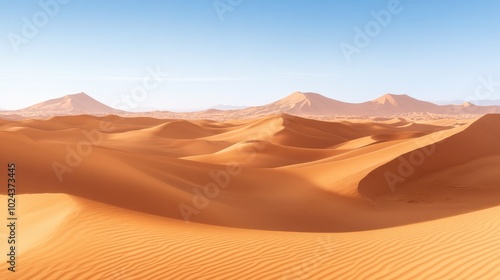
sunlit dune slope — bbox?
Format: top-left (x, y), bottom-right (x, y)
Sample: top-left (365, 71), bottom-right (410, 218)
top-left (0, 194), bottom-right (498, 280)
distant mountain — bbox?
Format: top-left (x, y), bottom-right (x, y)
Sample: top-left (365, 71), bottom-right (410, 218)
top-left (261, 91), bottom-right (353, 114)
top-left (2, 91), bottom-right (500, 120)
top-left (236, 92), bottom-right (452, 117)
top-left (17, 93), bottom-right (123, 116)
top-left (370, 93), bottom-right (444, 114)
top-left (370, 94), bottom-right (500, 115)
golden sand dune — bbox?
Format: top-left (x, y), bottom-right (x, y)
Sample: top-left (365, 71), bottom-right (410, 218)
top-left (0, 194), bottom-right (498, 280)
top-left (0, 113), bottom-right (498, 278)
top-left (184, 140), bottom-right (343, 168)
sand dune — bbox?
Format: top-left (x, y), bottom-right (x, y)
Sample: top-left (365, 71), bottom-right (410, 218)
top-left (0, 114), bottom-right (496, 230)
top-left (0, 112), bottom-right (498, 279)
top-left (0, 194), bottom-right (498, 280)
top-left (184, 140), bottom-right (344, 168)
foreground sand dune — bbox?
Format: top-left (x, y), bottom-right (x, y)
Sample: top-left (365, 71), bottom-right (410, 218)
top-left (0, 113), bottom-right (499, 278)
top-left (0, 194), bottom-right (498, 280)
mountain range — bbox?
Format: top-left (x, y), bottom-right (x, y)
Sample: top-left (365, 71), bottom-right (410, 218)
top-left (1, 91), bottom-right (499, 120)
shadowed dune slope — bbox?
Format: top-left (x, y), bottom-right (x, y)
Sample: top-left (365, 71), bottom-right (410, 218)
top-left (359, 114), bottom-right (500, 201)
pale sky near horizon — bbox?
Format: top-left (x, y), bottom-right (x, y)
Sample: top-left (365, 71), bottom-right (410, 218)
top-left (1, 0), bottom-right (500, 110)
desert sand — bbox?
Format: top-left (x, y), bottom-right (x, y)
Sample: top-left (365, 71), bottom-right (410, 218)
top-left (0, 109), bottom-right (499, 279)
top-left (0, 194), bottom-right (497, 279)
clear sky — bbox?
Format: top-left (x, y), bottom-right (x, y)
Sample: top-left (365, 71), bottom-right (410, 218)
top-left (1, 0), bottom-right (500, 110)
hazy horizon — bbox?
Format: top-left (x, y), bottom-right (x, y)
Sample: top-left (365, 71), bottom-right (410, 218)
top-left (3, 91), bottom-right (500, 112)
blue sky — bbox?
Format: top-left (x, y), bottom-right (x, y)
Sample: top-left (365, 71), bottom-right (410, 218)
top-left (1, 0), bottom-right (500, 110)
